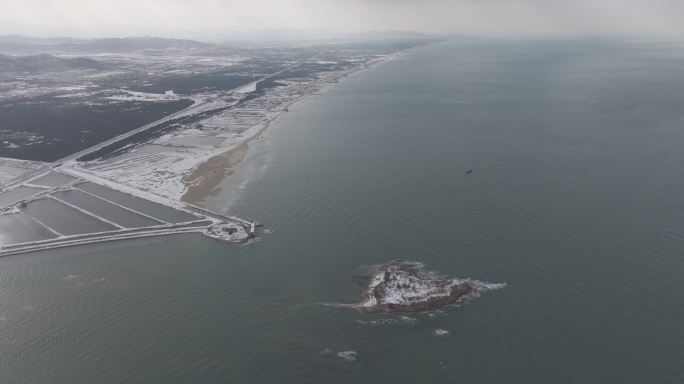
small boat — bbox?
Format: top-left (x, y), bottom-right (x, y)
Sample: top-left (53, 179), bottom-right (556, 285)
top-left (465, 169), bottom-right (473, 174)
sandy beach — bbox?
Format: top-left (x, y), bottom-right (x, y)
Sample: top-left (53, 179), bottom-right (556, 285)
top-left (180, 140), bottom-right (252, 204)
top-left (179, 92), bottom-right (309, 205)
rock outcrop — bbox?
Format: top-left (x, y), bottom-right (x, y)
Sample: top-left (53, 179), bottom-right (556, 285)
top-left (358, 260), bottom-right (502, 312)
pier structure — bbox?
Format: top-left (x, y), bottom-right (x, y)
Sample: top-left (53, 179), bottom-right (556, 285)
top-left (0, 168), bottom-right (255, 257)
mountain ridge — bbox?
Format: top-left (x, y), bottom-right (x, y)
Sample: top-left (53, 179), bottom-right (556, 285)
top-left (0, 53), bottom-right (107, 72)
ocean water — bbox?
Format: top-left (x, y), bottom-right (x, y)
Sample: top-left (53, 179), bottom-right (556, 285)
top-left (3, 37), bottom-right (684, 383)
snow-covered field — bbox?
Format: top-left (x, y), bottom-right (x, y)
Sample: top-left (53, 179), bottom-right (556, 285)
top-left (0, 157), bottom-right (45, 185)
top-left (67, 57), bottom-right (381, 201)
top-left (104, 90), bottom-right (182, 102)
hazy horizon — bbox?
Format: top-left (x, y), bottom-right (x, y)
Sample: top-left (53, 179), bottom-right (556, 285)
top-left (3, 0), bottom-right (684, 40)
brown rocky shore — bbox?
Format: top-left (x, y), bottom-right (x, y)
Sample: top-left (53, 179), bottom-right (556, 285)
top-left (358, 261), bottom-right (503, 313)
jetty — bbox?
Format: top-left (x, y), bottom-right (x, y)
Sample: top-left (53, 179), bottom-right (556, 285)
top-left (0, 168), bottom-right (256, 257)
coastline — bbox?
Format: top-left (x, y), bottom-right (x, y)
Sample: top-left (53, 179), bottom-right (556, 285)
top-left (180, 42), bottom-right (435, 205)
top-left (179, 93), bottom-right (303, 205)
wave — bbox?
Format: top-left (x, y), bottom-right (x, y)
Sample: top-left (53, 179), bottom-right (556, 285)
top-left (356, 315), bottom-right (417, 327)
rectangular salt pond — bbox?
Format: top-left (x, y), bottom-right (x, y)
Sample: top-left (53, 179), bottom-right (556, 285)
top-left (0, 213), bottom-right (59, 245)
top-left (51, 189), bottom-right (163, 229)
top-left (21, 197), bottom-right (118, 236)
top-left (29, 172), bottom-right (77, 188)
top-left (0, 186), bottom-right (46, 208)
top-left (76, 182), bottom-right (199, 224)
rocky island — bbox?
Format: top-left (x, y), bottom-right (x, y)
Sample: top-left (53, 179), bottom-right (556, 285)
top-left (357, 261), bottom-right (505, 312)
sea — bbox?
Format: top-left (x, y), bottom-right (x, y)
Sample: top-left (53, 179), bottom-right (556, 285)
top-left (2, 37), bottom-right (684, 383)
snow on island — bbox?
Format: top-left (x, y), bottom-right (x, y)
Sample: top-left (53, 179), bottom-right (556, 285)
top-left (357, 261), bottom-right (505, 312)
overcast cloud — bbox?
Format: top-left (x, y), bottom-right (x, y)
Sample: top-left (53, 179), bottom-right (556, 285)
top-left (2, 0), bottom-right (684, 38)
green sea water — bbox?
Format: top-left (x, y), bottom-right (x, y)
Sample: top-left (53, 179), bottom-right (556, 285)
top-left (2, 37), bottom-right (684, 383)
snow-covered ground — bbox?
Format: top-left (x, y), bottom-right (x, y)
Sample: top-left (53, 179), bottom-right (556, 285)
top-left (232, 80), bottom-right (258, 94)
top-left (77, 146), bottom-right (223, 200)
top-left (0, 157), bottom-right (46, 185)
top-left (69, 119), bottom-right (265, 200)
top-left (104, 90), bottom-right (182, 102)
top-left (66, 52), bottom-right (398, 201)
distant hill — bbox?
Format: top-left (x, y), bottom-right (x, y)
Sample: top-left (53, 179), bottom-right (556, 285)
top-left (0, 35), bottom-right (83, 47)
top-left (77, 37), bottom-right (213, 52)
top-left (0, 53), bottom-right (107, 72)
top-left (0, 35), bottom-right (214, 52)
top-left (0, 32), bottom-right (435, 52)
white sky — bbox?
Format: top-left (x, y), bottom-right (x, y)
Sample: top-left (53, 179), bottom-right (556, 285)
top-left (2, 0), bottom-right (684, 38)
